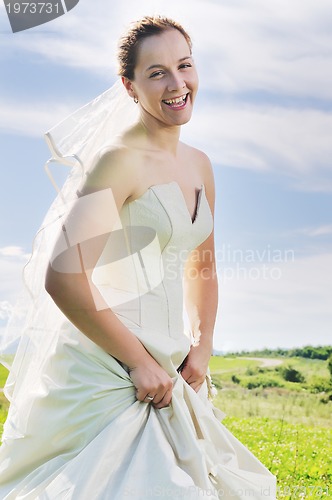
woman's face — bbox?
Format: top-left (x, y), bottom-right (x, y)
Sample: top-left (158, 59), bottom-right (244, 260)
top-left (126, 28), bottom-right (199, 128)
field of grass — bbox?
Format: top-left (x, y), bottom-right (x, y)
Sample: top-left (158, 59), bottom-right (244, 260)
top-left (0, 364), bottom-right (9, 434)
top-left (1, 357), bottom-right (331, 498)
top-left (208, 355), bottom-right (331, 498)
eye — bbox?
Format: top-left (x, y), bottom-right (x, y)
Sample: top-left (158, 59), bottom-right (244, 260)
top-left (149, 70), bottom-right (165, 78)
top-left (179, 63), bottom-right (192, 70)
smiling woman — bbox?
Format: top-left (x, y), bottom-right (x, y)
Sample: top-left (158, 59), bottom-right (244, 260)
top-left (122, 25), bottom-right (198, 128)
top-left (0, 15), bottom-right (276, 500)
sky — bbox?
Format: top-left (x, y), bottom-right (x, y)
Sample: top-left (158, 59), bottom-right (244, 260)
top-left (0, 0), bottom-right (331, 352)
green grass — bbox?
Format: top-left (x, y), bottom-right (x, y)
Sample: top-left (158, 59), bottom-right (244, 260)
top-left (208, 356), bottom-right (332, 498)
top-left (209, 356), bottom-right (260, 373)
top-left (0, 364), bottom-right (9, 435)
top-left (0, 364), bottom-right (9, 387)
top-left (223, 417), bottom-right (331, 498)
top-left (212, 387), bottom-right (331, 427)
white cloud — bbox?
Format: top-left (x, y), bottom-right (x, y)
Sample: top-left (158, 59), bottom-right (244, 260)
top-left (0, 99), bottom-right (80, 137)
top-left (2, 91), bottom-right (332, 191)
top-left (0, 1), bottom-right (121, 77)
top-left (0, 301), bottom-right (14, 320)
top-left (296, 225), bottom-right (332, 238)
top-left (213, 252), bottom-right (332, 351)
top-left (0, 251), bottom-right (31, 355)
top-left (1, 0), bottom-right (331, 191)
top-left (183, 103), bottom-right (332, 190)
top-left (0, 251), bottom-right (28, 302)
top-left (0, 246), bottom-right (30, 258)
top-left (190, 0), bottom-right (332, 100)
top-left (1, 0), bottom-right (332, 99)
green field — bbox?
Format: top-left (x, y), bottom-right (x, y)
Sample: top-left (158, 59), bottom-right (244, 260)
top-left (0, 364), bottom-right (9, 435)
top-left (209, 355), bottom-right (331, 498)
top-left (1, 356), bottom-right (331, 498)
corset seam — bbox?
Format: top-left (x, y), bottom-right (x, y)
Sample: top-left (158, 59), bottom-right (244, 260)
top-left (125, 203), bottom-right (142, 327)
top-left (149, 187), bottom-right (175, 338)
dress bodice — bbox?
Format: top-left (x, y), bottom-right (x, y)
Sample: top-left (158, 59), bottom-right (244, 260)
top-left (91, 182), bottom-right (213, 372)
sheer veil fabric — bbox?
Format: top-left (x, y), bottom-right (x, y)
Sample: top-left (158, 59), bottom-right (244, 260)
top-left (0, 80), bottom-right (139, 434)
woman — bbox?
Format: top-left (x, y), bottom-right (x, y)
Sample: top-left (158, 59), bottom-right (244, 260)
top-left (0, 16), bottom-right (276, 499)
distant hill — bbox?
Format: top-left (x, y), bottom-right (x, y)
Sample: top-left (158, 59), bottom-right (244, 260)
top-left (213, 345), bottom-right (332, 360)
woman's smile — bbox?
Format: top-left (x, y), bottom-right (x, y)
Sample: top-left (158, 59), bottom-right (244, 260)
top-left (162, 92), bottom-right (189, 110)
top-left (126, 29), bottom-right (199, 127)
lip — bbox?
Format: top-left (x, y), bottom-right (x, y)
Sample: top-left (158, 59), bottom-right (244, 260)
top-left (162, 92), bottom-right (189, 110)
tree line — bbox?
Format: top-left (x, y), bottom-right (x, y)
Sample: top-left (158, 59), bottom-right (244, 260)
top-left (225, 345), bottom-right (332, 361)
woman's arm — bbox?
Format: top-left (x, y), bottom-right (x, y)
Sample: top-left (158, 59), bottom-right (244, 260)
top-left (45, 149), bottom-right (173, 409)
top-left (181, 155), bottom-right (218, 392)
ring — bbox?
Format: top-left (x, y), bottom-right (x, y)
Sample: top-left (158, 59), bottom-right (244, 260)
top-left (145, 395), bottom-right (154, 401)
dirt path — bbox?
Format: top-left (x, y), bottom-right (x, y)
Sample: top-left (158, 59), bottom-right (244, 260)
top-left (242, 357), bottom-right (283, 368)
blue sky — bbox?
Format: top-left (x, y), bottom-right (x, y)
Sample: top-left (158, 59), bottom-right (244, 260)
top-left (0, 0), bottom-right (331, 352)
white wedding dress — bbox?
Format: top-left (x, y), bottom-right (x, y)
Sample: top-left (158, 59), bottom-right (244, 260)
top-left (0, 181), bottom-right (276, 499)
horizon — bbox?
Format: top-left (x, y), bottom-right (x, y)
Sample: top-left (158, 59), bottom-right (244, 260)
top-left (212, 344), bottom-right (332, 355)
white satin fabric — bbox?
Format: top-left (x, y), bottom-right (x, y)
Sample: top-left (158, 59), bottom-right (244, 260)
top-left (0, 182), bottom-right (276, 499)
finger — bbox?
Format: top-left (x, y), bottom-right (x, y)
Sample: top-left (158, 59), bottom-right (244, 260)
top-left (152, 379), bottom-right (174, 404)
top-left (136, 390), bottom-right (153, 402)
top-left (188, 378), bottom-right (205, 392)
top-left (152, 388), bottom-right (169, 405)
top-left (180, 367), bottom-right (201, 384)
top-left (153, 401), bottom-right (171, 409)
top-left (153, 389), bottom-right (172, 409)
top-left (182, 373), bottom-right (196, 384)
top-left (178, 369), bottom-right (190, 382)
top-left (144, 394), bottom-right (155, 403)
top-left (190, 381), bottom-right (203, 392)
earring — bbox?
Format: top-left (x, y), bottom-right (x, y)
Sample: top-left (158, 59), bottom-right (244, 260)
top-left (134, 97), bottom-right (138, 104)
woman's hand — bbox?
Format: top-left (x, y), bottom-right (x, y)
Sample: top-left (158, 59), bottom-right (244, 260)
top-left (179, 343), bottom-right (212, 392)
top-left (129, 361), bottom-right (174, 409)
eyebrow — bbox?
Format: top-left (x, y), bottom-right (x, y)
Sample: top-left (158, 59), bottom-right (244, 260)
top-left (145, 56), bottom-right (192, 72)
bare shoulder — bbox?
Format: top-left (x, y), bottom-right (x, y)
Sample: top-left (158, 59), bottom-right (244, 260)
top-left (180, 142), bottom-right (214, 180)
top-left (78, 145), bottom-right (138, 208)
top-left (81, 146), bottom-right (134, 192)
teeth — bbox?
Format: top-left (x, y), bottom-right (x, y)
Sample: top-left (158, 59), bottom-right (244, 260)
top-left (164, 94), bottom-right (187, 105)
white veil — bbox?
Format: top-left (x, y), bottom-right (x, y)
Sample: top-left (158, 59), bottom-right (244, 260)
top-left (0, 79), bottom-right (139, 431)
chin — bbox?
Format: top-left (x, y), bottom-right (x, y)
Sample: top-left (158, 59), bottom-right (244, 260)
top-left (177, 117), bottom-right (192, 126)
top-left (173, 112), bottom-right (193, 126)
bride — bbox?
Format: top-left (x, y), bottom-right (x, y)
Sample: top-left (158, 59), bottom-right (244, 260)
top-left (0, 15), bottom-right (276, 499)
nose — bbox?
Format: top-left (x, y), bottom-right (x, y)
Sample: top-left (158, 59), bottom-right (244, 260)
top-left (167, 72), bottom-right (186, 93)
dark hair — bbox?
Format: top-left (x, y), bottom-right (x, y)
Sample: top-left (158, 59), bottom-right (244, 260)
top-left (117, 16), bottom-right (192, 80)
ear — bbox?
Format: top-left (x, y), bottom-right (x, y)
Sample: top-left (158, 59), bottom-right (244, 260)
top-left (121, 77), bottom-right (136, 99)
